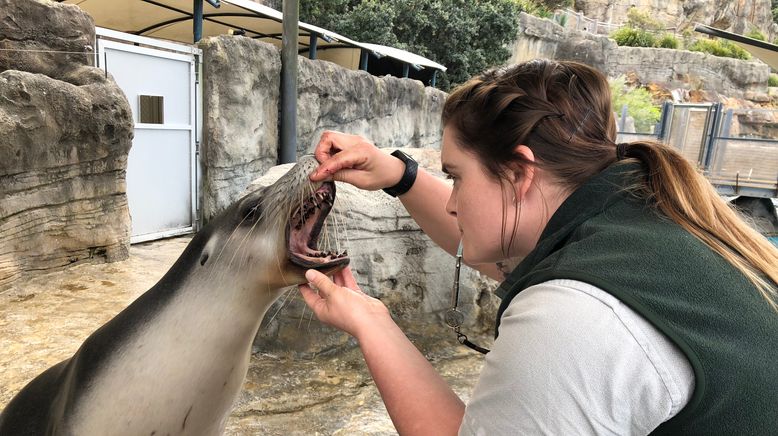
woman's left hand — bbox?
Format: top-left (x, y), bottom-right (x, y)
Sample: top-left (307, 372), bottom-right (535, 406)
top-left (299, 267), bottom-right (390, 339)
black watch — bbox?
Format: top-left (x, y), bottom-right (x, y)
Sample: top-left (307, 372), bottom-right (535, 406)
top-left (382, 150), bottom-right (419, 197)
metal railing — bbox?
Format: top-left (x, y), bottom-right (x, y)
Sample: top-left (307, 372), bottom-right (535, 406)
top-left (553, 9), bottom-right (621, 35)
top-left (616, 102), bottom-right (778, 198)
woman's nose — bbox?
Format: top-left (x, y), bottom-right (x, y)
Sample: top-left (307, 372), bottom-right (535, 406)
top-left (445, 193), bottom-right (457, 217)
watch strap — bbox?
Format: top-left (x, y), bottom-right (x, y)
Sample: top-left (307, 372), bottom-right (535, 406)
top-left (382, 150), bottom-right (419, 197)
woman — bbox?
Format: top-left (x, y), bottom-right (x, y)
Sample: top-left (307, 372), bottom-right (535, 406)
top-left (299, 60), bottom-right (778, 435)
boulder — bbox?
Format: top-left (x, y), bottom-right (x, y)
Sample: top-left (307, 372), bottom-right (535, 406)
top-left (246, 148), bottom-right (500, 357)
top-left (0, 68), bottom-right (134, 289)
top-left (0, 0), bottom-right (134, 290)
top-left (0, 0), bottom-right (96, 82)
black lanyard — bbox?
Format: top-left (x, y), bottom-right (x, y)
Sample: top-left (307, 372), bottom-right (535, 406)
top-left (444, 242), bottom-right (490, 354)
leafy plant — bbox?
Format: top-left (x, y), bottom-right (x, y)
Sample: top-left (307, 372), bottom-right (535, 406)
top-left (626, 7), bottom-right (663, 31)
top-left (609, 76), bottom-right (661, 133)
top-left (746, 28), bottom-right (766, 41)
top-left (512, 0), bottom-right (553, 18)
top-left (688, 38), bottom-right (751, 60)
top-left (656, 33), bottom-right (679, 49)
top-left (769, 73), bottom-right (778, 87)
top-left (610, 27), bottom-right (657, 48)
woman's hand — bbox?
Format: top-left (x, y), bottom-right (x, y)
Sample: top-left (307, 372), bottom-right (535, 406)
top-left (299, 266), bottom-right (390, 339)
top-left (309, 131), bottom-right (406, 191)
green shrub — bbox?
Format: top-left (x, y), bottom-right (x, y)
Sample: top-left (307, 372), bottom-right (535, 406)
top-left (556, 13), bottom-right (568, 27)
top-left (746, 29), bottom-right (766, 41)
top-left (656, 33), bottom-right (679, 49)
top-left (514, 0), bottom-right (553, 18)
top-left (768, 73), bottom-right (778, 87)
top-left (611, 27), bottom-right (657, 48)
top-left (688, 38), bottom-right (751, 60)
top-left (609, 76), bottom-right (661, 133)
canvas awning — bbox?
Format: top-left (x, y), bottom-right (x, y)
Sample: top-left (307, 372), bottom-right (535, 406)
top-left (694, 23), bottom-right (778, 70)
top-left (59, 0), bottom-right (445, 76)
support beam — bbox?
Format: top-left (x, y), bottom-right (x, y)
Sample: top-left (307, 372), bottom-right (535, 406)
top-left (280, 0), bottom-right (299, 164)
top-left (309, 32), bottom-right (318, 60)
top-left (193, 0), bottom-right (203, 43)
top-left (359, 49), bottom-right (368, 71)
top-left (402, 63), bottom-right (409, 78)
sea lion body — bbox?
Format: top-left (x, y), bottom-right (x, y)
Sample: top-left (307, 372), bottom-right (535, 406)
top-left (0, 156), bottom-right (347, 435)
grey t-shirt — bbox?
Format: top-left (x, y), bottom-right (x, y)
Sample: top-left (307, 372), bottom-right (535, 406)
top-left (460, 279), bottom-right (695, 435)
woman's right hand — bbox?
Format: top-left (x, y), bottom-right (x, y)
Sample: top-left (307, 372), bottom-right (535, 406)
top-left (309, 131), bottom-right (406, 191)
top-left (299, 266), bottom-right (390, 340)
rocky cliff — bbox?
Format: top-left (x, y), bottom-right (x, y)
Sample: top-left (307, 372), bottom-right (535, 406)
top-left (509, 13), bottom-right (770, 101)
top-left (575, 0), bottom-right (777, 39)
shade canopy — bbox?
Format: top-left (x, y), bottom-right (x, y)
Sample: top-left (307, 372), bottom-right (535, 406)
top-left (694, 23), bottom-right (778, 70)
top-left (60, 0), bottom-right (446, 78)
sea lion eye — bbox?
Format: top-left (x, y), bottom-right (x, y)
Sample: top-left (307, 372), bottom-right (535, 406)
top-left (244, 205), bottom-right (260, 222)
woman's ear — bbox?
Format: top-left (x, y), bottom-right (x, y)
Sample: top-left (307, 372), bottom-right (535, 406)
top-left (511, 145), bottom-right (535, 201)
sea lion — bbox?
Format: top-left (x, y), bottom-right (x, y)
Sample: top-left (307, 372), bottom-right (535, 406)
top-left (0, 156), bottom-right (348, 435)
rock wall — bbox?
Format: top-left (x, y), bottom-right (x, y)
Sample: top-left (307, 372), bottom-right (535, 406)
top-left (199, 36), bottom-right (446, 221)
top-left (575, 0), bottom-right (777, 39)
top-left (509, 13), bottom-right (770, 100)
top-left (0, 0), bottom-right (133, 290)
top-left (247, 149), bottom-right (499, 356)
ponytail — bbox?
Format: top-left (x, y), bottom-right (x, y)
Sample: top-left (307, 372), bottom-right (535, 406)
top-left (622, 141), bottom-right (778, 311)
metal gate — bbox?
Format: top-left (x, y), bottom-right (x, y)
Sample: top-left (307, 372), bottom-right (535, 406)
top-left (95, 28), bottom-right (201, 243)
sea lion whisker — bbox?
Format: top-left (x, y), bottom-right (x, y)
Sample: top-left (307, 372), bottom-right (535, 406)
top-left (307, 304), bottom-right (315, 331)
top-left (206, 210), bottom-right (255, 282)
top-left (227, 214), bottom-right (264, 270)
top-left (298, 300), bottom-right (309, 330)
top-left (266, 287), bottom-right (294, 326)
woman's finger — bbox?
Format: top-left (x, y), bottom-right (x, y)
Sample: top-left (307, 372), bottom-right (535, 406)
top-left (305, 269), bottom-right (338, 298)
top-left (299, 283), bottom-right (319, 303)
top-left (310, 151), bottom-right (368, 182)
top-left (313, 131), bottom-right (345, 164)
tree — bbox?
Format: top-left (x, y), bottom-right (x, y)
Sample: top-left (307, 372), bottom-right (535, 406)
top-left (300, 0), bottom-right (524, 90)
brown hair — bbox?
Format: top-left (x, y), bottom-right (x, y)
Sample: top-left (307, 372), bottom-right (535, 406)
top-left (442, 59), bottom-right (778, 310)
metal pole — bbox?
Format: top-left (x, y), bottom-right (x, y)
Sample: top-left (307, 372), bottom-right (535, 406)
top-left (309, 32), bottom-right (318, 60)
top-left (193, 0), bottom-right (203, 43)
top-left (402, 63), bottom-right (409, 78)
top-left (712, 108), bottom-right (733, 177)
top-left (656, 101), bottom-right (672, 141)
top-left (280, 0), bottom-right (299, 164)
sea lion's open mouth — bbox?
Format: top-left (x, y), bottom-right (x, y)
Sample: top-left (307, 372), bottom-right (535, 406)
top-left (287, 181), bottom-right (349, 270)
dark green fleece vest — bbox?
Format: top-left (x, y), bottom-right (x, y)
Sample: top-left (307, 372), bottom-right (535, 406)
top-left (494, 162), bottom-right (778, 435)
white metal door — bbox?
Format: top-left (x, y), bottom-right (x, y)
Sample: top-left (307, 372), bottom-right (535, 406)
top-left (96, 31), bottom-right (199, 243)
